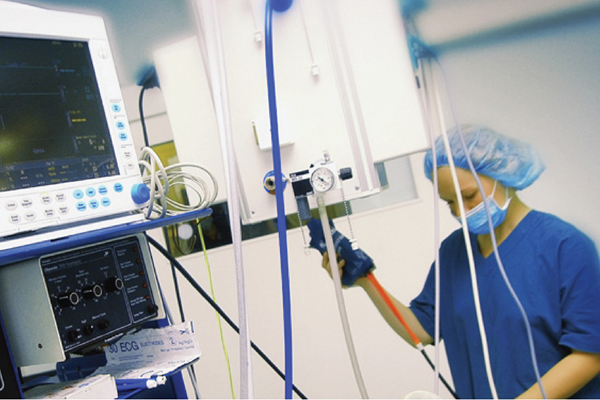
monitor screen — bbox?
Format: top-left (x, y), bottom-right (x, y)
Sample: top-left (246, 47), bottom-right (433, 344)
top-left (0, 36), bottom-right (119, 192)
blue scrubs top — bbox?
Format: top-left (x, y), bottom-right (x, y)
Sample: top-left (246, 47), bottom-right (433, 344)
top-left (410, 211), bottom-right (600, 399)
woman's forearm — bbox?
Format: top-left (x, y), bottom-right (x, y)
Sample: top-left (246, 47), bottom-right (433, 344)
top-left (517, 350), bottom-right (600, 399)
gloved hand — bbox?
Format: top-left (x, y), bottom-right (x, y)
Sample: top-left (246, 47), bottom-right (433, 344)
top-left (307, 218), bottom-right (374, 286)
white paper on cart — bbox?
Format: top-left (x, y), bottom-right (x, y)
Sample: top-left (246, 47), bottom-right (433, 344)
top-left (92, 321), bottom-right (201, 380)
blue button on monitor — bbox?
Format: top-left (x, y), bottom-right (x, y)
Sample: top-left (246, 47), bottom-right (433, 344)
top-left (111, 104), bottom-right (121, 113)
top-left (89, 199), bottom-right (99, 209)
top-left (101, 197), bottom-right (111, 207)
top-left (73, 189), bottom-right (84, 199)
top-left (119, 132), bottom-right (128, 141)
top-left (114, 183), bottom-right (123, 193)
top-left (98, 185), bottom-right (108, 195)
top-left (76, 201), bottom-right (87, 211)
top-left (86, 187), bottom-right (96, 197)
top-left (116, 121), bottom-right (125, 130)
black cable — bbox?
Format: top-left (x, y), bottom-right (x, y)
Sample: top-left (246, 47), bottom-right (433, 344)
top-left (136, 70), bottom-right (188, 326)
top-left (420, 349), bottom-right (460, 399)
top-left (136, 78), bottom-right (187, 324)
top-left (138, 85), bottom-right (150, 148)
top-left (137, 66), bottom-right (159, 149)
top-left (147, 235), bottom-right (309, 399)
top-left (166, 226), bottom-right (187, 323)
top-left (162, 225), bottom-right (198, 397)
top-left (137, 73), bottom-right (201, 396)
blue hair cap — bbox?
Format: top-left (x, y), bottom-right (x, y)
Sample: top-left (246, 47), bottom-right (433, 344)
top-left (423, 125), bottom-right (545, 190)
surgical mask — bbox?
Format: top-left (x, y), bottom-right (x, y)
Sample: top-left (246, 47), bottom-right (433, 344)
top-left (457, 180), bottom-right (511, 235)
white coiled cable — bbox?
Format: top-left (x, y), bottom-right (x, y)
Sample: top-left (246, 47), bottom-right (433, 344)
top-left (138, 147), bottom-right (218, 219)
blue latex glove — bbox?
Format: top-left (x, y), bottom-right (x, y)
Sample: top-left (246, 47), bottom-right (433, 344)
top-left (307, 218), bottom-right (374, 286)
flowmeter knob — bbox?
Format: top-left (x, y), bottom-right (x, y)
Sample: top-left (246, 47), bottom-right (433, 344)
top-left (339, 167), bottom-right (353, 181)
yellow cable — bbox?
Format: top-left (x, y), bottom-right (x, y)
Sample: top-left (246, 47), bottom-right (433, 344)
top-left (198, 223), bottom-right (236, 399)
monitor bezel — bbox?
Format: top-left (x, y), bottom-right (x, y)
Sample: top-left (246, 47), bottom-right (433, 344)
top-left (0, 1), bottom-right (145, 238)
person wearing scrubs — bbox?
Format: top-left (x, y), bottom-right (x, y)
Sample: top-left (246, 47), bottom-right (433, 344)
top-left (322, 125), bottom-right (600, 398)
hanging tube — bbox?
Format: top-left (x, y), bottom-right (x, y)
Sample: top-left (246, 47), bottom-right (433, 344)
top-left (264, 1), bottom-right (294, 398)
top-left (317, 196), bottom-right (369, 399)
top-left (191, 0), bottom-right (254, 396)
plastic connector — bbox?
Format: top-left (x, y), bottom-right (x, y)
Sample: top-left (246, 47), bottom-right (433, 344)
top-left (307, 218), bottom-right (374, 286)
top-left (263, 170), bottom-right (287, 194)
top-left (271, 0), bottom-right (293, 12)
top-left (131, 183), bottom-right (151, 205)
top-left (408, 35), bottom-right (435, 70)
top-left (398, 0), bottom-right (427, 19)
top-left (137, 65), bottom-right (160, 89)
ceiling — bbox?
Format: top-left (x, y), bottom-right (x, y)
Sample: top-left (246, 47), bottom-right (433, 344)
top-left (10, 0), bottom-right (600, 87)
top-left (13, 0), bottom-right (196, 87)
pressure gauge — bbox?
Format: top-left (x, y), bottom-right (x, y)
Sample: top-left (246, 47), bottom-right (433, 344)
top-left (310, 166), bottom-right (336, 193)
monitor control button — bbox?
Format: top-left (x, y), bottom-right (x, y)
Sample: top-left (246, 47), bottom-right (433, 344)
top-left (41, 193), bottom-right (52, 204)
top-left (24, 211), bottom-right (36, 221)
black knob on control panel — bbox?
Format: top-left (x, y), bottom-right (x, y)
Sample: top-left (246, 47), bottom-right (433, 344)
top-left (147, 304), bottom-right (159, 314)
top-left (104, 277), bottom-right (124, 292)
top-left (57, 292), bottom-right (80, 308)
top-left (83, 324), bottom-right (95, 336)
top-left (98, 319), bottom-right (110, 330)
top-left (67, 329), bottom-right (82, 343)
top-left (82, 284), bottom-right (103, 300)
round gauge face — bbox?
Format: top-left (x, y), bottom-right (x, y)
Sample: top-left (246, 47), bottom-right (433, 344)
top-left (310, 167), bottom-right (335, 192)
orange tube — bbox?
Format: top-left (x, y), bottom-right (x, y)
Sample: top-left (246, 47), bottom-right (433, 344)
top-left (366, 272), bottom-right (422, 346)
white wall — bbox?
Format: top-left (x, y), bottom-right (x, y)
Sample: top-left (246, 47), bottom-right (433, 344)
top-left (122, 4), bottom-right (600, 399)
top-left (153, 0), bottom-right (429, 225)
top-left (431, 12), bottom-right (600, 245)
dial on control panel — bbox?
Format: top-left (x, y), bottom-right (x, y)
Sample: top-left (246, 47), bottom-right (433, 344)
top-left (82, 284), bottom-right (103, 300)
top-left (104, 276), bottom-right (124, 292)
top-left (57, 292), bottom-right (80, 308)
